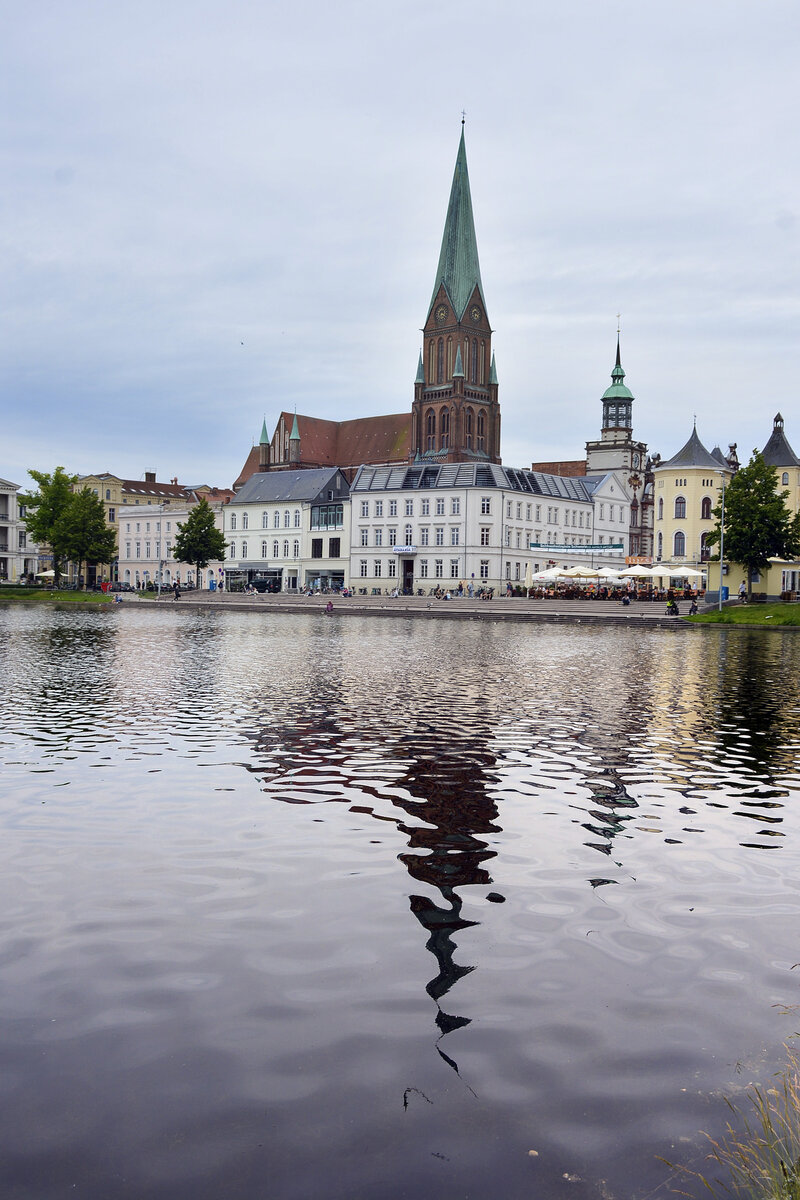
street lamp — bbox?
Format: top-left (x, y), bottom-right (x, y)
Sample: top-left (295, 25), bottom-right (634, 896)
top-left (717, 471), bottom-right (726, 612)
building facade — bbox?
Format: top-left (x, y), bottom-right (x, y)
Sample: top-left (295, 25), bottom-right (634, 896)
top-left (349, 462), bottom-right (631, 593)
top-left (652, 426), bottom-right (734, 575)
top-left (223, 468), bottom-right (351, 591)
top-left (0, 478), bottom-right (40, 582)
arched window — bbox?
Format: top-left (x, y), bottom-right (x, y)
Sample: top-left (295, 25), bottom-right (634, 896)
top-left (471, 339), bottom-right (478, 383)
top-left (261, 540), bottom-right (268, 558)
top-left (262, 511), bottom-right (269, 527)
top-left (674, 496), bottom-right (686, 519)
top-left (229, 542), bottom-right (236, 558)
top-left (273, 511), bottom-right (280, 528)
top-left (447, 337), bottom-right (453, 377)
top-left (477, 410), bottom-right (486, 452)
top-left (657, 532), bottom-right (663, 559)
top-left (105, 489), bottom-right (111, 500)
top-left (242, 513), bottom-right (248, 529)
top-left (480, 341), bottom-right (485, 383)
top-left (284, 510), bottom-right (290, 528)
top-left (293, 539), bottom-right (300, 557)
top-left (241, 541), bottom-right (247, 558)
top-left (273, 540), bottom-right (279, 557)
top-left (700, 532), bottom-right (711, 561)
top-left (230, 514), bottom-right (237, 530)
top-left (658, 497), bottom-right (663, 520)
top-left (425, 409), bottom-right (436, 451)
top-left (428, 340), bottom-right (435, 383)
top-left (440, 407), bottom-right (450, 449)
top-left (283, 540), bottom-right (289, 557)
top-left (701, 496), bottom-right (712, 520)
top-left (783, 472), bottom-right (790, 486)
top-left (465, 408), bottom-right (474, 450)
top-left (673, 531), bottom-right (686, 557)
top-left (437, 338), bottom-right (444, 383)
top-left (294, 509), bottom-right (301, 528)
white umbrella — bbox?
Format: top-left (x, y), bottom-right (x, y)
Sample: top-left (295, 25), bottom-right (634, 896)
top-left (619, 565), bottom-right (655, 578)
top-left (35, 570), bottom-right (56, 578)
top-left (523, 561), bottom-right (533, 596)
top-left (562, 566), bottom-right (602, 578)
top-left (534, 566), bottom-right (564, 580)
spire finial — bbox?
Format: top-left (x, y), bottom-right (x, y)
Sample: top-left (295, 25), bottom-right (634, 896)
top-left (461, 109), bottom-right (466, 126)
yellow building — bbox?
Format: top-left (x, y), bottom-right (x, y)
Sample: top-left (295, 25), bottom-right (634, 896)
top-left (653, 426), bottom-right (734, 579)
top-left (762, 413), bottom-right (800, 516)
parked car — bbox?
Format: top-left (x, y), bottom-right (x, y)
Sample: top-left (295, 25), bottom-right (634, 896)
top-left (110, 582), bottom-right (135, 593)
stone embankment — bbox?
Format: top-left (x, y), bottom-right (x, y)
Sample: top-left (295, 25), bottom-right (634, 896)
top-left (133, 590), bottom-right (701, 629)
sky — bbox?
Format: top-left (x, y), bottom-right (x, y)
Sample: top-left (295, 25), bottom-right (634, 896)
top-left (3, 0), bottom-right (799, 490)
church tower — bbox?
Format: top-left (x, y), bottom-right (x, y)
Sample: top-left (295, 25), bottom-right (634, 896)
top-left (585, 334), bottom-right (647, 477)
top-left (411, 124), bottom-right (501, 463)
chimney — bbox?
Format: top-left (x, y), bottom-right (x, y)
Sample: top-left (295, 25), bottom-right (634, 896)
top-left (144, 470), bottom-right (156, 483)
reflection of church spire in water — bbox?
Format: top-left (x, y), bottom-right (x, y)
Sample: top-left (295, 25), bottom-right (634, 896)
top-left (243, 699), bottom-right (502, 1081)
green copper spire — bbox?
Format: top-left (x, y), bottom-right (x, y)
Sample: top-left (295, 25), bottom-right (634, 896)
top-left (452, 344), bottom-right (464, 377)
top-left (289, 413), bottom-right (300, 441)
top-left (429, 127), bottom-right (484, 321)
top-left (415, 350), bottom-right (424, 383)
top-left (602, 334), bottom-right (633, 401)
top-left (259, 418), bottom-right (269, 444)
top-left (489, 351), bottom-right (498, 385)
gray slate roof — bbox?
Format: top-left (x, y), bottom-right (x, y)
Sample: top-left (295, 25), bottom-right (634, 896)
top-left (233, 468), bottom-right (348, 504)
top-left (353, 462), bottom-right (595, 502)
top-left (762, 414), bottom-right (800, 468)
top-left (661, 427), bottom-right (722, 471)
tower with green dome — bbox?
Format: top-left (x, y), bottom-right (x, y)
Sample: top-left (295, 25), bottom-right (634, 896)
top-left (585, 333), bottom-right (647, 479)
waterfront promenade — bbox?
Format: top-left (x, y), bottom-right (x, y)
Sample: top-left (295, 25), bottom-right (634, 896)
top-left (137, 589), bottom-right (700, 628)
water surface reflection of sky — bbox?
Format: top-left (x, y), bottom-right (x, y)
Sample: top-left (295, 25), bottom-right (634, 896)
top-left (1, 605), bottom-right (800, 1200)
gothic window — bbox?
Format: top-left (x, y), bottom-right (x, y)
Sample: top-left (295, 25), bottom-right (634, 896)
top-left (440, 407), bottom-right (450, 449)
top-left (428, 341), bottom-right (435, 383)
top-left (658, 497), bottom-right (663, 520)
top-left (447, 337), bottom-right (453, 377)
top-left (471, 339), bottom-right (478, 383)
top-left (465, 408), bottom-right (474, 450)
top-left (477, 410), bottom-right (486, 452)
top-left (701, 496), bottom-right (712, 520)
top-left (673, 531), bottom-right (686, 557)
top-left (674, 496), bottom-right (686, 519)
top-left (425, 409), bottom-right (436, 451)
top-left (480, 341), bottom-right (485, 383)
top-left (437, 338), bottom-right (444, 383)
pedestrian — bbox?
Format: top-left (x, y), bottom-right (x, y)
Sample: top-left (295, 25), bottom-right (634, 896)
top-left (738, 581), bottom-right (747, 602)
top-left (173, 580), bottom-right (181, 602)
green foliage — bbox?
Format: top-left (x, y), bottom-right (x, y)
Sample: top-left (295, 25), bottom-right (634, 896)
top-left (19, 467), bottom-right (78, 583)
top-left (661, 1045), bottom-right (800, 1199)
top-left (54, 488), bottom-right (117, 590)
top-left (706, 451), bottom-right (800, 594)
top-left (173, 499), bottom-right (226, 578)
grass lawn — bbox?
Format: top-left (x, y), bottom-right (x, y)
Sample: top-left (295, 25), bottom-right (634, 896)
top-left (0, 587), bottom-right (115, 605)
top-left (689, 602), bottom-right (800, 627)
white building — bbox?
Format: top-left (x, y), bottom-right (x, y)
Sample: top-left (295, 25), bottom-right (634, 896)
top-left (224, 467), bottom-right (351, 591)
top-left (0, 478), bottom-right (40, 582)
top-left (117, 492), bottom-right (227, 590)
top-left (349, 462), bottom-right (632, 593)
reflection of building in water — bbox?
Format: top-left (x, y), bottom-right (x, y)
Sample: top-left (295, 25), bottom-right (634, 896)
top-left (245, 703), bottom-right (501, 1077)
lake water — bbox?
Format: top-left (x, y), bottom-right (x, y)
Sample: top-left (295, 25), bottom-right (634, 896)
top-left (2, 603), bottom-right (800, 1200)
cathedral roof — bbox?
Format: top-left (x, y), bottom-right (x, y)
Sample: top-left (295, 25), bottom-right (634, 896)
top-left (428, 127), bottom-right (485, 321)
top-left (660, 426), bottom-right (722, 470)
top-left (762, 413), bottom-right (800, 467)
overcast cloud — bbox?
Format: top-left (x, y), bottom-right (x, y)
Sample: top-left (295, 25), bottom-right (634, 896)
top-left (2, 0), bottom-right (799, 488)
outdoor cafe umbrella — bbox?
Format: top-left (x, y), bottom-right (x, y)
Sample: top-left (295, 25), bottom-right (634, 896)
top-left (523, 561), bottom-right (533, 596)
top-left (562, 566), bottom-right (602, 578)
top-left (619, 565), bottom-right (656, 578)
top-left (35, 570), bottom-right (56, 578)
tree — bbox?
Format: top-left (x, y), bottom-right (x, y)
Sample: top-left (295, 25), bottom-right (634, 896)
top-left (173, 499), bottom-right (226, 588)
top-left (706, 450), bottom-right (800, 597)
top-left (54, 488), bottom-right (117, 590)
top-left (19, 467), bottom-right (78, 585)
